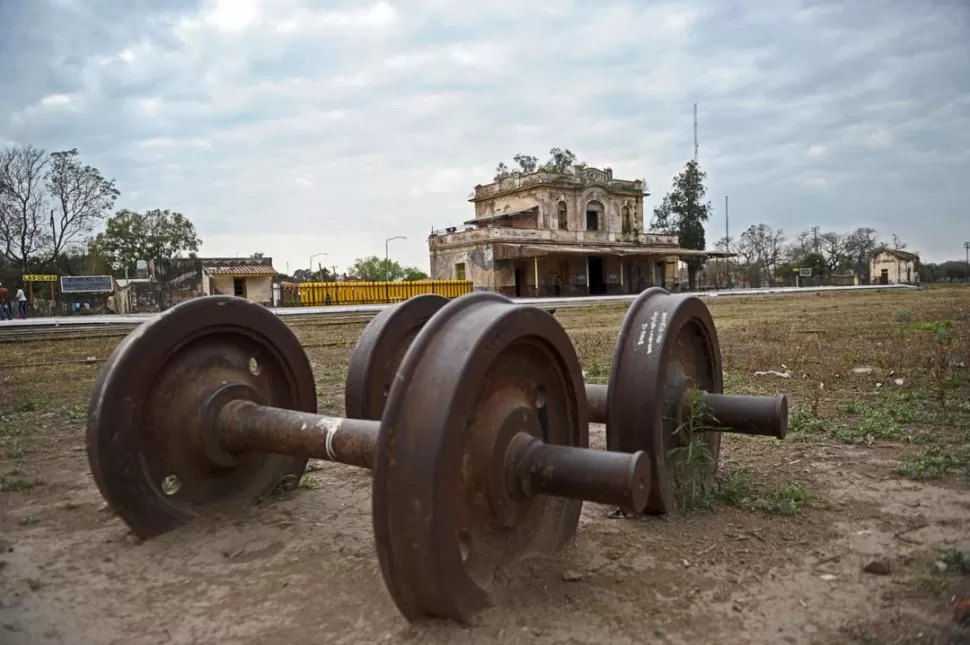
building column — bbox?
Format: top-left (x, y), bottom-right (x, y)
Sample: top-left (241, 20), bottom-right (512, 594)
top-left (534, 256), bottom-right (539, 298)
top-left (585, 257), bottom-right (591, 295)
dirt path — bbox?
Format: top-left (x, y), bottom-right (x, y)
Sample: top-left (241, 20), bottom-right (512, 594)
top-left (2, 288), bottom-right (968, 644)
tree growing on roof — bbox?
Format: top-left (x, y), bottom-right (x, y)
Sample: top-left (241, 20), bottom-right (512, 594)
top-left (492, 148), bottom-right (588, 181)
top-left (650, 159), bottom-right (712, 290)
top-left (90, 208), bottom-right (202, 276)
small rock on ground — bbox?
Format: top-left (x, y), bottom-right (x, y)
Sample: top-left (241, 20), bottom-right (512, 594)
top-left (863, 559), bottom-right (892, 575)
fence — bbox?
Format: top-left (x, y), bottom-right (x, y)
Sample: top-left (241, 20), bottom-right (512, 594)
top-left (279, 280), bottom-right (473, 306)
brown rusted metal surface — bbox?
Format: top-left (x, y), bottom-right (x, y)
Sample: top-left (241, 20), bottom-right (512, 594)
top-left (372, 291), bottom-right (589, 623)
top-left (605, 287), bottom-right (724, 515)
top-left (586, 383), bottom-right (609, 423)
top-left (345, 294), bottom-right (449, 420)
top-left (86, 296), bottom-right (316, 540)
top-left (509, 431), bottom-right (651, 512)
top-left (218, 400), bottom-right (379, 469)
top-left (701, 392), bottom-right (789, 439)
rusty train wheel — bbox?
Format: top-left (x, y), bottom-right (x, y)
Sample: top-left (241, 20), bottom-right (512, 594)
top-left (345, 294), bottom-right (449, 420)
top-left (605, 288), bottom-right (723, 515)
top-left (86, 296), bottom-right (317, 539)
top-left (372, 292), bottom-right (588, 623)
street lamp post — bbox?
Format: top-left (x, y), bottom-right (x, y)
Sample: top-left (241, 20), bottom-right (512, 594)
top-left (309, 252), bottom-right (328, 307)
top-left (309, 252), bottom-right (328, 279)
top-left (385, 235), bottom-right (406, 303)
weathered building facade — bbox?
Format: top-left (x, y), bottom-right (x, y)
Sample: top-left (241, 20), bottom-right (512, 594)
top-left (870, 249), bottom-right (919, 285)
top-left (428, 166), bottom-right (708, 296)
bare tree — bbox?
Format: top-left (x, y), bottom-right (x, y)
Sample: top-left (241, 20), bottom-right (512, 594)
top-left (714, 235), bottom-right (734, 252)
top-left (788, 230), bottom-right (815, 260)
top-left (735, 229), bottom-right (759, 285)
top-left (740, 224), bottom-right (786, 286)
top-left (819, 232), bottom-right (848, 274)
top-left (0, 144), bottom-right (51, 271)
top-left (891, 233), bottom-right (908, 250)
top-left (45, 148), bottom-right (120, 264)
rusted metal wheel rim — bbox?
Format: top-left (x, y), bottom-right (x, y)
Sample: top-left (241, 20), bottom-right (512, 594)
top-left (345, 294), bottom-right (449, 420)
top-left (605, 288), bottom-right (723, 514)
top-left (86, 296), bottom-right (316, 539)
top-left (372, 292), bottom-right (588, 623)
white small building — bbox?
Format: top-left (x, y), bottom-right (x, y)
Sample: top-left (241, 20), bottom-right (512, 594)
top-left (870, 248), bottom-right (919, 285)
top-left (201, 261), bottom-right (277, 305)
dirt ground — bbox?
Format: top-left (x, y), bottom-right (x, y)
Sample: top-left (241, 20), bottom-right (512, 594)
top-left (1, 287), bottom-right (969, 645)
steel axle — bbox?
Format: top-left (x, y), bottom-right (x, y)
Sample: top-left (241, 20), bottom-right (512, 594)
top-left (586, 384), bottom-right (787, 439)
top-left (217, 399), bottom-right (651, 512)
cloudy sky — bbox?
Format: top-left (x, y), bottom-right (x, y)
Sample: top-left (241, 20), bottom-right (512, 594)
top-left (2, 0), bottom-right (968, 274)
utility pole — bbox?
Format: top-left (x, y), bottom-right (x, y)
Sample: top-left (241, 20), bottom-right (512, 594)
top-left (964, 242), bottom-right (970, 282)
top-left (811, 226), bottom-right (820, 253)
top-left (724, 195), bottom-right (730, 288)
top-left (693, 103), bottom-right (698, 163)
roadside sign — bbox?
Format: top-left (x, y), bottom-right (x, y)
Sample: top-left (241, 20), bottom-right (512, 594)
top-left (60, 275), bottom-right (114, 294)
top-left (23, 274), bottom-right (58, 282)
top-left (798, 268), bottom-right (812, 277)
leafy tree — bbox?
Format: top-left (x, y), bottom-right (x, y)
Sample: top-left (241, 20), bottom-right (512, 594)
top-left (843, 227), bottom-right (880, 282)
top-left (45, 148), bottom-right (119, 264)
top-left (936, 261), bottom-right (969, 282)
top-left (292, 266), bottom-right (337, 282)
top-left (347, 255), bottom-right (426, 281)
top-left (0, 143), bottom-right (50, 271)
top-left (649, 195), bottom-right (677, 235)
top-left (91, 208), bottom-right (202, 276)
top-left (652, 159), bottom-right (712, 289)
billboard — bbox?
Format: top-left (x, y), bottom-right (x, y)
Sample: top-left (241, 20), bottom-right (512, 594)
top-left (60, 275), bottom-right (115, 294)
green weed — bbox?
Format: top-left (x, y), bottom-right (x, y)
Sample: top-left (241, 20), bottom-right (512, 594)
top-left (894, 446), bottom-right (970, 481)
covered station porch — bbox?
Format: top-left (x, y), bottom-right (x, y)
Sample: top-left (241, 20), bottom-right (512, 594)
top-left (491, 243), bottom-right (710, 298)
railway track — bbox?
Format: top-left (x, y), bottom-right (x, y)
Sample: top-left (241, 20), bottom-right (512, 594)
top-left (0, 307), bottom-right (577, 344)
top-left (0, 313), bottom-right (385, 343)
top-left (0, 283), bottom-right (914, 343)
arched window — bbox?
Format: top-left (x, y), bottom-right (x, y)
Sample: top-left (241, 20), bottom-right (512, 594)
top-left (557, 201), bottom-right (568, 230)
top-left (621, 205), bottom-right (632, 234)
top-left (585, 200), bottom-right (603, 231)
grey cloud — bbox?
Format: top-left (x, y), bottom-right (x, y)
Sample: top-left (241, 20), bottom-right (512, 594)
top-left (1, 0), bottom-right (968, 270)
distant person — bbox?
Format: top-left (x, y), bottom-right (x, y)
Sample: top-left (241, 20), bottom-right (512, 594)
top-left (0, 285), bottom-right (9, 321)
top-left (15, 286), bottom-right (27, 319)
